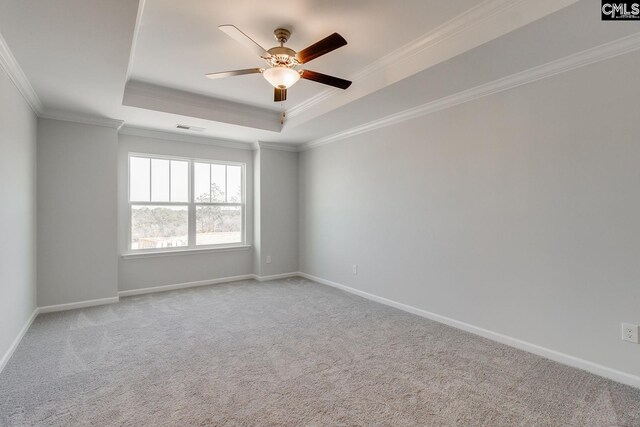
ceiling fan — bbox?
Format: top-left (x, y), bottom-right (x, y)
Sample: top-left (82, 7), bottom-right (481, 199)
top-left (206, 25), bottom-right (352, 102)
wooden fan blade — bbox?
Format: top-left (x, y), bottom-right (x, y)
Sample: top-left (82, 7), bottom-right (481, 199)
top-left (219, 25), bottom-right (271, 59)
top-left (274, 87), bottom-right (287, 102)
top-left (205, 68), bottom-right (263, 79)
top-left (300, 70), bottom-right (352, 90)
top-left (296, 33), bottom-right (347, 64)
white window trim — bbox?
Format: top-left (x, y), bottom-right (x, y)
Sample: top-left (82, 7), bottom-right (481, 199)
top-left (121, 245), bottom-right (251, 260)
top-left (126, 152), bottom-right (247, 255)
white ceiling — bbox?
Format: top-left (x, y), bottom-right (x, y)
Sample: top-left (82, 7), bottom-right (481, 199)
top-left (0, 0), bottom-right (138, 117)
top-left (4, 0), bottom-right (634, 147)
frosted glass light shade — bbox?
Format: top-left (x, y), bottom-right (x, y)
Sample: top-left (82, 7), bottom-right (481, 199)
top-left (263, 67), bottom-right (300, 88)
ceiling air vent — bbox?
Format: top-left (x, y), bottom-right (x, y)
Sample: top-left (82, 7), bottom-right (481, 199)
top-left (176, 124), bottom-right (205, 132)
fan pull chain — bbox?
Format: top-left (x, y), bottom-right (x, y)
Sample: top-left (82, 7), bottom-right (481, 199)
top-left (280, 101), bottom-right (286, 125)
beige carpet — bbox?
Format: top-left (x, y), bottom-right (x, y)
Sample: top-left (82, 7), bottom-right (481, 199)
top-left (1, 277), bottom-right (639, 426)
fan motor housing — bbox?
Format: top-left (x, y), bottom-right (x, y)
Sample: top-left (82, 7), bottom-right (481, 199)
top-left (266, 46), bottom-right (298, 67)
top-left (274, 28), bottom-right (291, 44)
top-left (267, 46), bottom-right (296, 58)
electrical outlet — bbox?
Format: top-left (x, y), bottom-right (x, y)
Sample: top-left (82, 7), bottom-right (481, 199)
top-left (352, 264), bottom-right (358, 275)
top-left (266, 256), bottom-right (271, 264)
top-left (621, 323), bottom-right (639, 343)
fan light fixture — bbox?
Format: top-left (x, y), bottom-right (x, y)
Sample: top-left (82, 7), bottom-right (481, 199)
top-left (207, 25), bottom-right (351, 102)
top-left (262, 67), bottom-right (300, 89)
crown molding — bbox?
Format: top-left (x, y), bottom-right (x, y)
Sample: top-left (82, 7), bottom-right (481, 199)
top-left (285, 0), bottom-right (578, 128)
top-left (39, 109), bottom-right (124, 129)
top-left (1, 29), bottom-right (127, 129)
top-left (119, 124), bottom-right (255, 150)
top-left (288, 0), bottom-right (520, 119)
top-left (257, 141), bottom-right (300, 152)
top-left (0, 31), bottom-right (44, 114)
top-left (124, 0), bottom-right (146, 83)
top-left (301, 32), bottom-right (640, 151)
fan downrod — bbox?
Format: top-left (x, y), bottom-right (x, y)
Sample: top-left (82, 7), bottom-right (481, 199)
top-left (274, 28), bottom-right (291, 45)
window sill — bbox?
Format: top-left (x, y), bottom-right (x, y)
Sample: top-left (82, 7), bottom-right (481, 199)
top-left (121, 245), bottom-right (252, 260)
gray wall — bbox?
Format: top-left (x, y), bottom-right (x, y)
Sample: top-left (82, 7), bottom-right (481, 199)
top-left (117, 133), bottom-right (254, 292)
top-left (255, 148), bottom-right (299, 276)
top-left (37, 119), bottom-right (118, 306)
top-left (0, 65), bottom-right (37, 362)
top-left (299, 51), bottom-right (640, 377)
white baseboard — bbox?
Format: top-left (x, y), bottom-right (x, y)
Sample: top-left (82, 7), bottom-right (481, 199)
top-left (253, 272), bottom-right (300, 282)
top-left (0, 308), bottom-right (39, 375)
top-left (118, 272), bottom-right (302, 296)
top-left (298, 272), bottom-right (640, 390)
top-left (18, 273), bottom-right (635, 390)
top-left (38, 296), bottom-right (120, 314)
top-left (118, 274), bottom-right (255, 297)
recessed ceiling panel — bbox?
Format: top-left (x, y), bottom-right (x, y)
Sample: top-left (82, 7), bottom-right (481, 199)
top-left (129, 0), bottom-right (480, 110)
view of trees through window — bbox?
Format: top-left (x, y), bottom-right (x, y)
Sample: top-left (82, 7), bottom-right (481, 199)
top-left (132, 205), bottom-right (188, 249)
top-left (129, 156), bottom-right (243, 250)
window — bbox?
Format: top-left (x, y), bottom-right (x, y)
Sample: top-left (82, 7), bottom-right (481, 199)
top-left (193, 161), bottom-right (243, 246)
top-left (128, 154), bottom-right (245, 252)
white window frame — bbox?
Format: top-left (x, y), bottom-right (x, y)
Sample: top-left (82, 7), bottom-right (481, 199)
top-left (127, 153), bottom-right (246, 254)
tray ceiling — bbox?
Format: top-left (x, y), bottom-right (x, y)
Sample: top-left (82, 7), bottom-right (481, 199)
top-left (0, 0), bottom-right (607, 146)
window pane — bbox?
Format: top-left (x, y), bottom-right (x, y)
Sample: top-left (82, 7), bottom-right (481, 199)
top-left (196, 206), bottom-right (241, 245)
top-left (129, 157), bottom-right (150, 201)
top-left (211, 164), bottom-right (226, 202)
top-left (170, 160), bottom-right (188, 202)
top-left (194, 162), bottom-right (210, 202)
top-left (131, 205), bottom-right (188, 250)
top-left (227, 165), bottom-right (242, 202)
top-left (151, 159), bottom-right (170, 202)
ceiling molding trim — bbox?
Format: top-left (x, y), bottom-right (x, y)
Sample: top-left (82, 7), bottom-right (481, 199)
top-left (124, 0), bottom-right (146, 83)
top-left (287, 0), bottom-right (535, 120)
top-left (39, 109), bottom-right (124, 129)
top-left (285, 0), bottom-right (579, 130)
top-left (0, 31), bottom-right (44, 114)
top-left (301, 32), bottom-right (640, 151)
top-left (119, 125), bottom-right (256, 150)
top-left (1, 28), bottom-right (128, 129)
top-left (257, 141), bottom-right (300, 152)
